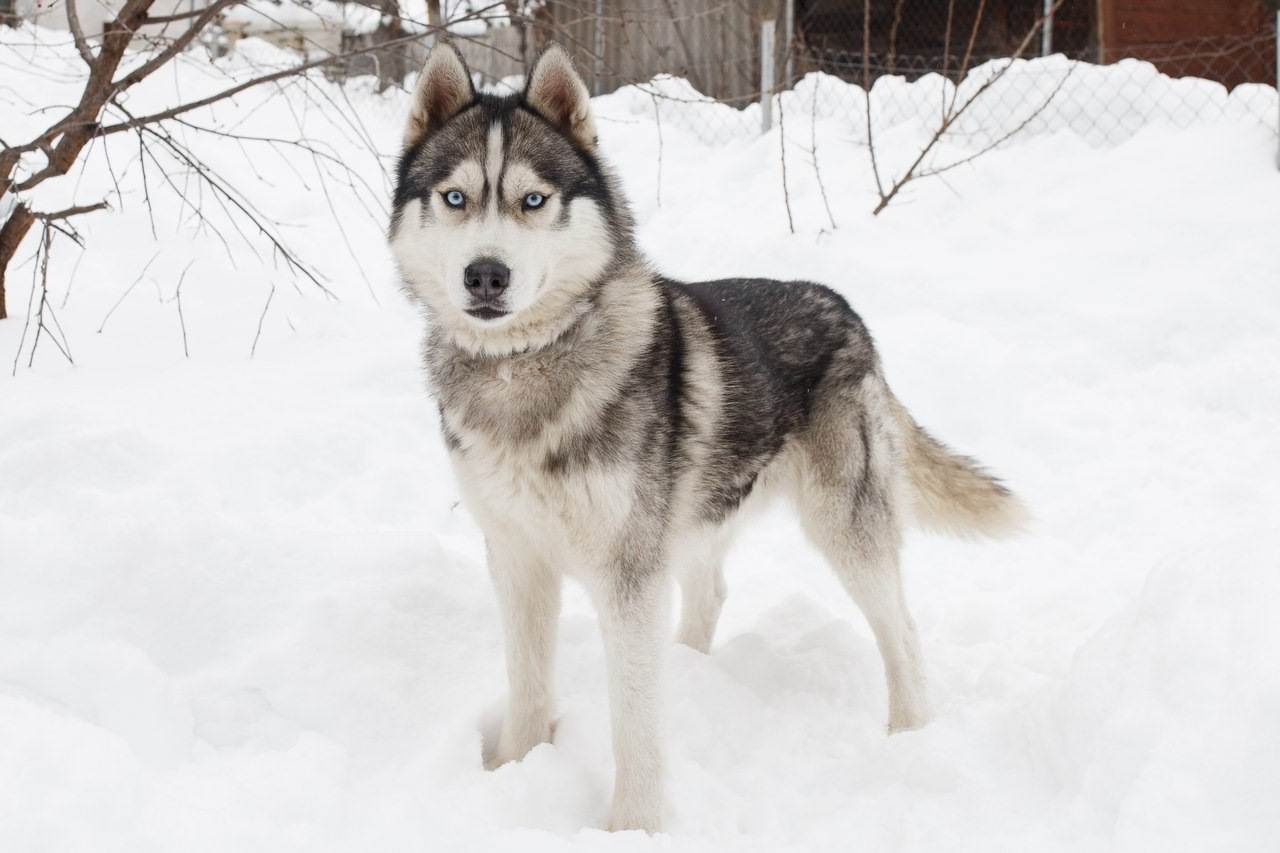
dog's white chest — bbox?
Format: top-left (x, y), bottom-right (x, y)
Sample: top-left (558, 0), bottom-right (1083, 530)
top-left (448, 431), bottom-right (635, 573)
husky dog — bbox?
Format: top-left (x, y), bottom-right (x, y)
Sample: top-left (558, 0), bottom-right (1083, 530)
top-left (390, 44), bottom-right (1025, 833)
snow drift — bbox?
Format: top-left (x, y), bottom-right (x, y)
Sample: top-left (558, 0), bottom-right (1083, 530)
top-left (2, 24), bottom-right (1279, 852)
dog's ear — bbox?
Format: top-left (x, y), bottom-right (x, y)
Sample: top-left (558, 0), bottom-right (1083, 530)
top-left (404, 43), bottom-right (475, 149)
top-left (524, 44), bottom-right (597, 149)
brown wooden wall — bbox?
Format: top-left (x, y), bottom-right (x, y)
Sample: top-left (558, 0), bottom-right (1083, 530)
top-left (545, 0), bottom-right (767, 102)
top-left (452, 0), bottom-right (768, 102)
top-left (446, 0), bottom-right (1276, 99)
top-left (1099, 0), bottom-right (1276, 88)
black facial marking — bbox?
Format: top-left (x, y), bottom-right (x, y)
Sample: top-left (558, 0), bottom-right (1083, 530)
top-left (393, 93), bottom-right (626, 238)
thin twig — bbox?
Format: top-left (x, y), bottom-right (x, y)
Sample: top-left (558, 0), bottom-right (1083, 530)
top-left (941, 0), bottom-right (956, 118)
top-left (11, 226), bottom-right (42, 375)
top-left (143, 4), bottom-right (234, 25)
top-left (919, 62), bottom-right (1078, 179)
top-left (135, 118), bottom-right (335, 299)
top-left (809, 75), bottom-right (836, 231)
top-left (871, 0), bottom-right (1067, 215)
top-left (98, 249), bottom-right (160, 333)
top-left (137, 128), bottom-right (158, 239)
top-left (778, 96), bottom-right (794, 235)
top-left (863, 0), bottom-right (885, 200)
top-left (59, 245), bottom-right (87, 308)
top-left (886, 0), bottom-right (905, 76)
top-left (32, 200), bottom-right (109, 221)
top-left (175, 257), bottom-right (194, 357)
top-left (65, 0), bottom-right (96, 66)
top-left (949, 0), bottom-right (988, 115)
top-left (249, 282), bottom-right (275, 358)
top-left (89, 8), bottom-right (507, 141)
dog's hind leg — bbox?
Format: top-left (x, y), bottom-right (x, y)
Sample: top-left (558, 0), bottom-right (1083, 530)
top-left (795, 399), bottom-right (930, 733)
top-left (488, 540), bottom-right (561, 767)
top-left (674, 528), bottom-right (729, 654)
top-left (817, 523), bottom-right (929, 733)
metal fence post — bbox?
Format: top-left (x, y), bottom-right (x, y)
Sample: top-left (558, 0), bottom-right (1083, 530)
top-left (783, 0), bottom-right (795, 89)
top-left (1041, 0), bottom-right (1054, 56)
top-left (760, 18), bottom-right (776, 133)
top-left (593, 0), bottom-right (605, 96)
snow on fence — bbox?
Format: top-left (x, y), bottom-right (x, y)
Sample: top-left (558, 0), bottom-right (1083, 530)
top-left (593, 55), bottom-right (1280, 150)
top-left (513, 0), bottom-right (1280, 149)
top-left (11, 0), bottom-right (1269, 152)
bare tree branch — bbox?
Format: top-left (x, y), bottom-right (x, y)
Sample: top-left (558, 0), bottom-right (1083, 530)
top-left (885, 0), bottom-right (905, 76)
top-left (110, 0), bottom-right (240, 93)
top-left (249, 281), bottom-right (275, 358)
top-left (91, 14), bottom-right (505, 140)
top-left (778, 95), bottom-right (794, 234)
top-left (97, 249), bottom-right (160, 333)
top-left (32, 200), bottom-right (110, 221)
top-left (144, 4), bottom-right (233, 25)
top-left (862, 0), bottom-right (885, 200)
top-left (809, 75), bottom-right (836, 231)
top-left (65, 0), bottom-right (96, 66)
top-left (869, 0), bottom-right (1068, 215)
top-left (918, 63), bottom-right (1078, 180)
top-left (954, 0), bottom-right (988, 94)
top-left (175, 258), bottom-right (195, 357)
top-left (0, 1), bottom-right (529, 318)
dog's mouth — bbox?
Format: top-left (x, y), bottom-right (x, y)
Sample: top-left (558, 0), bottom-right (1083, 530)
top-left (465, 305), bottom-right (509, 321)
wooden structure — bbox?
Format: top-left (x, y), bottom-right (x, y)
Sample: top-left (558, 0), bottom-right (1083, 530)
top-left (792, 0), bottom-right (1274, 89)
top-left (450, 0), bottom-right (1277, 98)
top-left (1098, 0), bottom-right (1275, 88)
top-left (544, 0), bottom-right (766, 103)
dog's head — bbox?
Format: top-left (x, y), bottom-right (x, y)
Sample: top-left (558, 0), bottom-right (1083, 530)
top-left (390, 44), bottom-right (632, 354)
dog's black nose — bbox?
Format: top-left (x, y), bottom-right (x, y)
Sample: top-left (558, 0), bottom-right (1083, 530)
top-left (464, 260), bottom-right (510, 302)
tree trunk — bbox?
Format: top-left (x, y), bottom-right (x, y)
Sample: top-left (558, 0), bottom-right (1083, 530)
top-left (0, 0), bottom-right (153, 320)
top-left (0, 204), bottom-right (36, 320)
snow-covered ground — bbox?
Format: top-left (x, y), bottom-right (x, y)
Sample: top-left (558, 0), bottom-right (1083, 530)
top-left (2, 28), bottom-right (1279, 851)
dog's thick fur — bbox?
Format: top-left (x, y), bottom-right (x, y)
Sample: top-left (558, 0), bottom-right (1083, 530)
top-left (390, 44), bottom-right (1025, 833)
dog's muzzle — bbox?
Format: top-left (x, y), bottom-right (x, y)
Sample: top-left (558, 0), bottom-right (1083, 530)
top-left (464, 259), bottom-right (510, 320)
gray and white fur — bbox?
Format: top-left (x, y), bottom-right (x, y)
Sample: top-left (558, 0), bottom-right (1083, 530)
top-left (390, 44), bottom-right (1026, 833)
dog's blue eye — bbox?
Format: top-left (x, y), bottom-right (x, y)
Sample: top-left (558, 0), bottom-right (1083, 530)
top-left (523, 192), bottom-right (545, 210)
top-left (443, 190), bottom-right (465, 209)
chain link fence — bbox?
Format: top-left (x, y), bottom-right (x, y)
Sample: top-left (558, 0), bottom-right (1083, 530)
top-left (437, 0), bottom-right (1280, 150)
top-left (8, 0), bottom-right (1274, 150)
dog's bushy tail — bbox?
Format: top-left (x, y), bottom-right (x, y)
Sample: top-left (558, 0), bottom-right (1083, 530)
top-left (889, 395), bottom-right (1028, 539)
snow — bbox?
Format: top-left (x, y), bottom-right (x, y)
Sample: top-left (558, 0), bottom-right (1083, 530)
top-left (613, 58), bottom-right (1278, 146)
top-left (219, 0), bottom-right (529, 37)
top-left (223, 1), bottom-right (353, 34)
top-left (3, 25), bottom-right (1280, 851)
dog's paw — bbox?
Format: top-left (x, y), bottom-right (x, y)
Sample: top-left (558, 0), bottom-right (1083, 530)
top-left (887, 678), bottom-right (931, 734)
top-left (887, 704), bottom-right (930, 734)
top-left (484, 717), bottom-right (555, 770)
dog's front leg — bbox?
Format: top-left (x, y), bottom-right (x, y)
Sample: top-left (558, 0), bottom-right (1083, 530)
top-left (594, 567), bottom-right (668, 833)
top-left (488, 540), bottom-right (560, 767)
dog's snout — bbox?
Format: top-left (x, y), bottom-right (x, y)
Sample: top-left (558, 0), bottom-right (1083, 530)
top-left (464, 260), bottom-right (510, 301)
